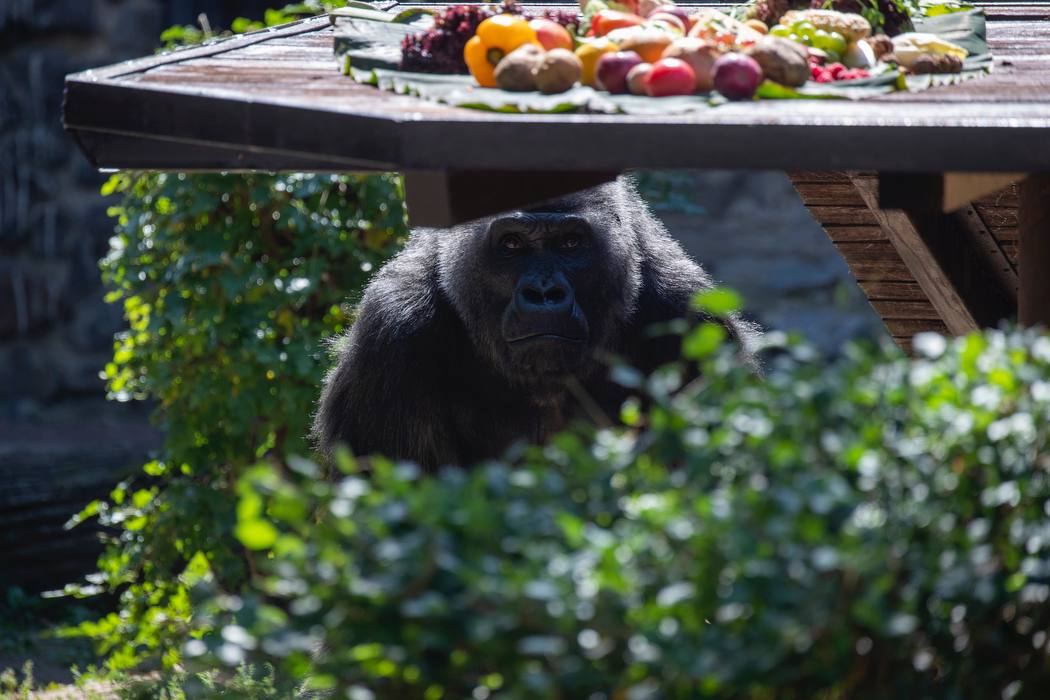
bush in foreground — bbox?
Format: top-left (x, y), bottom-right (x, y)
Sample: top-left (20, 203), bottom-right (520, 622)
top-left (187, 323), bottom-right (1050, 699)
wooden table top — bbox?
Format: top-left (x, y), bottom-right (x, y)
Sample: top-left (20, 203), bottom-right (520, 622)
top-left (64, 2), bottom-right (1050, 174)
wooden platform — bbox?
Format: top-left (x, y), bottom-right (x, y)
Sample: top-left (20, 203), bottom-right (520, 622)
top-left (790, 171), bottom-right (1020, 350)
top-left (62, 2), bottom-right (1050, 348)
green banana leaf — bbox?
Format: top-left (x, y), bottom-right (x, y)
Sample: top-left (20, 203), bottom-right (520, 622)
top-left (333, 6), bottom-right (992, 114)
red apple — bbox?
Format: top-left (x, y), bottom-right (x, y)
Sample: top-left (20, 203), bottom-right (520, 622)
top-left (661, 38), bottom-right (721, 92)
top-left (529, 19), bottom-right (574, 52)
top-left (596, 50), bottom-right (645, 93)
top-left (645, 57), bottom-right (696, 97)
top-left (713, 52), bottom-right (763, 100)
top-left (626, 62), bottom-right (653, 95)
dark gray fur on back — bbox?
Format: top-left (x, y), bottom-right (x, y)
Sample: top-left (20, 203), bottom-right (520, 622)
top-left (314, 176), bottom-right (758, 469)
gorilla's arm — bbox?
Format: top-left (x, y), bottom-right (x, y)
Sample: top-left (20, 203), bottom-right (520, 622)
top-left (312, 235), bottom-right (463, 468)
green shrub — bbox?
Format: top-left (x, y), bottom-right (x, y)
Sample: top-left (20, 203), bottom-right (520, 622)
top-left (189, 324), bottom-right (1050, 699)
top-left (61, 170), bottom-right (405, 673)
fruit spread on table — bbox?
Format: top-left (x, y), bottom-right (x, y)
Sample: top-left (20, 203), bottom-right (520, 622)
top-left (334, 0), bottom-right (991, 112)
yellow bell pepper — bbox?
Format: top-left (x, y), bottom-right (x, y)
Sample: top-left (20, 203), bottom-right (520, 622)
top-left (464, 14), bottom-right (540, 88)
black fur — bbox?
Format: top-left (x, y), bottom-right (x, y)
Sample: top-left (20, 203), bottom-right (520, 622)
top-left (314, 176), bottom-right (757, 469)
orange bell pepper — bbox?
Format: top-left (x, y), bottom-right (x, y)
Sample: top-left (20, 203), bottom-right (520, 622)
top-left (464, 14), bottom-right (540, 88)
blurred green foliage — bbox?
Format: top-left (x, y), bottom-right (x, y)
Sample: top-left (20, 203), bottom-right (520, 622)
top-left (61, 168), bottom-right (405, 673)
top-left (185, 324), bottom-right (1050, 699)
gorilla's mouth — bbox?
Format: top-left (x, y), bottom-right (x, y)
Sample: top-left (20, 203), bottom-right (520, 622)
top-left (507, 332), bottom-right (586, 344)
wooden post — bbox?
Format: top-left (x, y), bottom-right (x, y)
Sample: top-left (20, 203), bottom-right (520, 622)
top-left (1019, 175), bottom-right (1050, 327)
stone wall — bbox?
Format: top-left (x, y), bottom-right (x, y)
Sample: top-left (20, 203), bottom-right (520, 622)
top-left (0, 2), bottom-right (889, 592)
top-left (1, 0), bottom-right (206, 592)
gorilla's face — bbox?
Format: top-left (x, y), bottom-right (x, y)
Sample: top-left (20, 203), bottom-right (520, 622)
top-left (438, 182), bottom-right (643, 392)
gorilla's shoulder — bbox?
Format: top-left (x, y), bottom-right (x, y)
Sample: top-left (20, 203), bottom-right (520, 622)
top-left (357, 229), bottom-right (448, 336)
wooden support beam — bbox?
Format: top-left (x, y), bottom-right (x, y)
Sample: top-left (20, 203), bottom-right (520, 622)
top-left (852, 175), bottom-right (980, 335)
top-left (1019, 174), bottom-right (1050, 327)
top-left (402, 170), bottom-right (619, 228)
top-left (879, 172), bottom-right (1024, 213)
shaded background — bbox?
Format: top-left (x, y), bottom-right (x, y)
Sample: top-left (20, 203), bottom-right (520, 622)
top-left (0, 0), bottom-right (886, 593)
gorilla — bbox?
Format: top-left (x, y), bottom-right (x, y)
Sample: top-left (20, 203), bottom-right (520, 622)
top-left (314, 176), bottom-right (757, 469)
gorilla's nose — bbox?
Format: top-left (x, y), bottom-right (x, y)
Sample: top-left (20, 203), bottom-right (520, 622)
top-left (516, 273), bottom-right (574, 316)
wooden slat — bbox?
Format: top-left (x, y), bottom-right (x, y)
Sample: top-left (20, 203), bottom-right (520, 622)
top-left (822, 225), bottom-right (886, 242)
top-left (974, 204), bottom-right (1019, 229)
top-left (792, 182), bottom-right (867, 206)
top-left (871, 300), bottom-right (943, 320)
top-left (858, 280), bottom-right (930, 301)
top-left (832, 241), bottom-right (904, 261)
top-left (846, 262), bottom-right (923, 283)
top-left (886, 318), bottom-right (950, 336)
top-left (807, 206), bottom-right (880, 226)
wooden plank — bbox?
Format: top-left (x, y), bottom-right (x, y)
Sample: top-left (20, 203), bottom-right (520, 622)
top-left (851, 175), bottom-right (980, 335)
top-left (885, 318), bottom-right (950, 336)
top-left (989, 225), bottom-right (1019, 241)
top-left (68, 15), bottom-right (332, 81)
top-left (792, 182), bottom-right (866, 206)
top-left (832, 241), bottom-right (905, 262)
top-left (822, 225), bottom-right (886, 242)
top-left (974, 204), bottom-right (1019, 229)
top-left (858, 280), bottom-right (930, 301)
top-left (806, 206), bottom-right (880, 226)
top-left (871, 300), bottom-right (943, 320)
top-left (846, 262), bottom-right (923, 283)
top-left (1019, 174), bottom-right (1050, 327)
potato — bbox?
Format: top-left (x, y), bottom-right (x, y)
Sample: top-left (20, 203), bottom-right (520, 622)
top-left (746, 36), bottom-right (809, 88)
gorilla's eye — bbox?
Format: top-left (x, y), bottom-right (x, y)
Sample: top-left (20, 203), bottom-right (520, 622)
top-left (500, 234), bottom-right (524, 252)
top-left (559, 233), bottom-right (584, 250)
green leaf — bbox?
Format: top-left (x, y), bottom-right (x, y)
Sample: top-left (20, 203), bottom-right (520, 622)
top-left (692, 288), bottom-right (743, 317)
top-left (236, 519), bottom-right (279, 550)
top-left (683, 323), bottom-right (728, 359)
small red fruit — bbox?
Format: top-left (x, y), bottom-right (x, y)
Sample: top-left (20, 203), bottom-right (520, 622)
top-left (712, 52), bottom-right (763, 100)
top-left (645, 57), bottom-right (696, 97)
top-left (529, 19), bottom-right (574, 52)
top-left (596, 50), bottom-right (645, 94)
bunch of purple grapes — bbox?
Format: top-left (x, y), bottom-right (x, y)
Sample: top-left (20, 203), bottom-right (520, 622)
top-left (400, 4), bottom-right (496, 74)
top-left (400, 2), bottom-right (581, 74)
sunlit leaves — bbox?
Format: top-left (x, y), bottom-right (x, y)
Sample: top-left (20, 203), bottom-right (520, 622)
top-left (184, 327), bottom-right (1050, 698)
top-left (76, 164), bottom-right (405, 675)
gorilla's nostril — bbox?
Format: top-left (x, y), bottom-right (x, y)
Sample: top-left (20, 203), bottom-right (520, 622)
top-left (545, 287), bottom-right (566, 304)
top-left (522, 287), bottom-right (544, 305)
